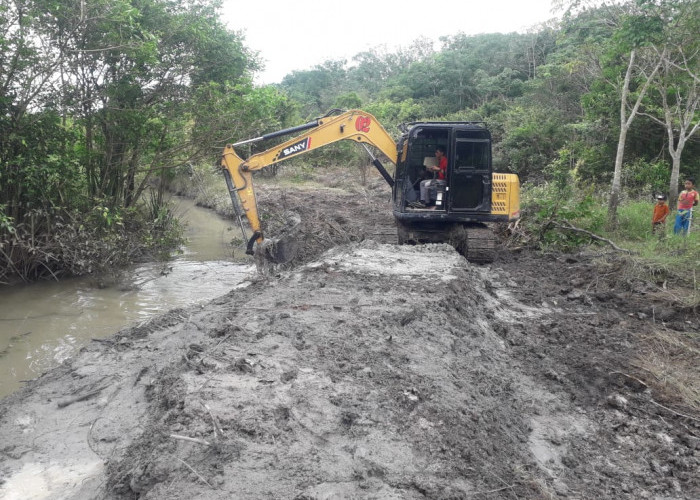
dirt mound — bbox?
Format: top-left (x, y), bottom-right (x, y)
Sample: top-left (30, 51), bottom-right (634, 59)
top-left (254, 177), bottom-right (397, 269)
top-left (103, 242), bottom-right (546, 498)
top-left (1, 241), bottom-right (698, 499)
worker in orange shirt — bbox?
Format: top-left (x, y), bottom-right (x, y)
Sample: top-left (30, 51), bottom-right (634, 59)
top-left (652, 194), bottom-right (670, 238)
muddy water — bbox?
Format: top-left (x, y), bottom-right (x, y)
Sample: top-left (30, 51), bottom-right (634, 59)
top-left (0, 197), bottom-right (253, 398)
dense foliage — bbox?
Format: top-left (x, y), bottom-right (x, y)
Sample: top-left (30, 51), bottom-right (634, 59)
top-left (278, 1), bottom-right (699, 192)
top-left (0, 0), bottom-right (293, 281)
top-left (1, 0), bottom-right (698, 282)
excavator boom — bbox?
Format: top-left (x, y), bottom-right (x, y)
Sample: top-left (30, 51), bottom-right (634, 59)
top-left (221, 110), bottom-right (398, 254)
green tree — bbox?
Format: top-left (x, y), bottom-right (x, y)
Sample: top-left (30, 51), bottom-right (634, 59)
top-left (638, 0), bottom-right (700, 204)
top-left (280, 60), bottom-right (348, 117)
top-left (563, 0), bottom-right (664, 227)
top-left (0, 0), bottom-right (266, 279)
top-left (497, 105), bottom-right (568, 178)
top-left (59, 0), bottom-right (257, 207)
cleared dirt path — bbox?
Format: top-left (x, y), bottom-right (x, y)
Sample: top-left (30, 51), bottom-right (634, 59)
top-left (1, 239), bottom-right (698, 499)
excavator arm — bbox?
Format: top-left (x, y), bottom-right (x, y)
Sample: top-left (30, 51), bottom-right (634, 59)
top-left (220, 109), bottom-right (398, 255)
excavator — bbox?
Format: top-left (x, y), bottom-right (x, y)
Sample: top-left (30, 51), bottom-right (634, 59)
top-left (220, 109), bottom-right (519, 263)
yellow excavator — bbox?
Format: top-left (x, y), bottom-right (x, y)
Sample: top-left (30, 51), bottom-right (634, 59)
top-left (220, 109), bottom-right (519, 263)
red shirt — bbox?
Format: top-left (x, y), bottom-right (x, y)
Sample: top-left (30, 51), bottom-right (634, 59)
top-left (677, 189), bottom-right (699, 210)
top-left (437, 156), bottom-right (447, 180)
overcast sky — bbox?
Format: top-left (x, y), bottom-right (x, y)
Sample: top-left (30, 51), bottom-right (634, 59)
top-left (221, 0), bottom-right (561, 84)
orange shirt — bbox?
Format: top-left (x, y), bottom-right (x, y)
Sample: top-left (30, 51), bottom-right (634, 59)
top-left (652, 203), bottom-right (670, 224)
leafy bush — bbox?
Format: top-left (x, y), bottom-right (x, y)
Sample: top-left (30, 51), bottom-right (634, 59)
top-left (622, 159), bottom-right (670, 198)
top-left (0, 204), bottom-right (15, 235)
top-left (514, 150), bottom-right (608, 251)
top-left (0, 199), bottom-right (184, 283)
top-left (365, 98), bottom-right (424, 125)
top-left (519, 183), bottom-right (603, 251)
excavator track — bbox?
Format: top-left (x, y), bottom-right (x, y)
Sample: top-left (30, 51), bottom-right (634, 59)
top-left (448, 224), bottom-right (495, 264)
top-left (397, 222), bottom-right (495, 264)
top-left (464, 225), bottom-right (495, 263)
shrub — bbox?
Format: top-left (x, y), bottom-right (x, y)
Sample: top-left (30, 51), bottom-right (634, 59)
top-left (622, 159), bottom-right (670, 198)
top-left (0, 197), bottom-right (184, 283)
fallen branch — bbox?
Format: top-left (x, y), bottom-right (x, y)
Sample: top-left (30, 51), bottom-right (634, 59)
top-left (466, 485), bottom-right (515, 496)
top-left (57, 385), bottom-right (109, 408)
top-left (553, 220), bottom-right (631, 253)
top-left (649, 400), bottom-right (700, 423)
top-left (200, 402), bottom-right (225, 440)
top-left (38, 260), bottom-right (60, 282)
top-left (629, 363), bottom-right (660, 381)
top-left (170, 434), bottom-right (211, 446)
top-left (176, 457), bottom-right (214, 489)
top-left (609, 371), bottom-right (648, 390)
top-left (0, 246), bottom-right (28, 283)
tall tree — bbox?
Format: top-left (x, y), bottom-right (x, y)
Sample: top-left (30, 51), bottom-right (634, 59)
top-left (1, 0), bottom-right (262, 218)
top-left (1, 0), bottom-right (84, 222)
top-left (608, 46), bottom-right (662, 226)
top-left (565, 0), bottom-right (665, 227)
top-left (640, 0), bottom-right (700, 204)
top-left (280, 60), bottom-right (348, 118)
top-left (58, 0), bottom-right (258, 206)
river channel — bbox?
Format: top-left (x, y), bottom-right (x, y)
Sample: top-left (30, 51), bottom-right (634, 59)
top-left (0, 197), bottom-right (253, 398)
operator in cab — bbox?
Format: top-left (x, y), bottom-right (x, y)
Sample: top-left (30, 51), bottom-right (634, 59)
top-left (419, 146), bottom-right (447, 206)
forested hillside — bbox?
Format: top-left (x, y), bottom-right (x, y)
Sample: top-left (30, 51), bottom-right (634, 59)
top-left (278, 2), bottom-right (699, 197)
top-left (1, 0), bottom-right (698, 281)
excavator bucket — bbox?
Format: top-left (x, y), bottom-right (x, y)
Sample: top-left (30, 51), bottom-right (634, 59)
top-left (243, 211), bottom-right (301, 265)
top-left (256, 235), bottom-right (298, 264)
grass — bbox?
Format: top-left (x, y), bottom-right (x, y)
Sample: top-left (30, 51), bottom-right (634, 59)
top-left (597, 200), bottom-right (699, 414)
top-left (637, 326), bottom-right (700, 414)
top-left (522, 192), bottom-right (699, 294)
top-left (607, 200), bottom-right (700, 291)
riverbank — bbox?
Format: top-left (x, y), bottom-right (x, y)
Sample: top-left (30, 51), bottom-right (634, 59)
top-left (0, 192), bottom-right (186, 285)
top-left (0, 197), bottom-right (251, 398)
top-left (1, 240), bottom-right (698, 499)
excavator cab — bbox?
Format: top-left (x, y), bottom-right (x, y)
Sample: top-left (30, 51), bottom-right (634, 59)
top-left (393, 122), bottom-right (516, 262)
top-left (394, 122), bottom-right (492, 213)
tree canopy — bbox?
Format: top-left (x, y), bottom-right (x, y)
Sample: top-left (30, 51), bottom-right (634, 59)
top-left (276, 0), bottom-right (699, 195)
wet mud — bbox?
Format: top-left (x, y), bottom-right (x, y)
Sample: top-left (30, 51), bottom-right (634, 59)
top-left (1, 176), bottom-right (698, 499)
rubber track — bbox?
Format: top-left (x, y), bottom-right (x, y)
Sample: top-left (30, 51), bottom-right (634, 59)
top-left (465, 226), bottom-right (495, 263)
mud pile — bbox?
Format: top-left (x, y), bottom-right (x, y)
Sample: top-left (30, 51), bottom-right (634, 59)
top-left (253, 176), bottom-right (398, 268)
top-left (1, 242), bottom-right (698, 499)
